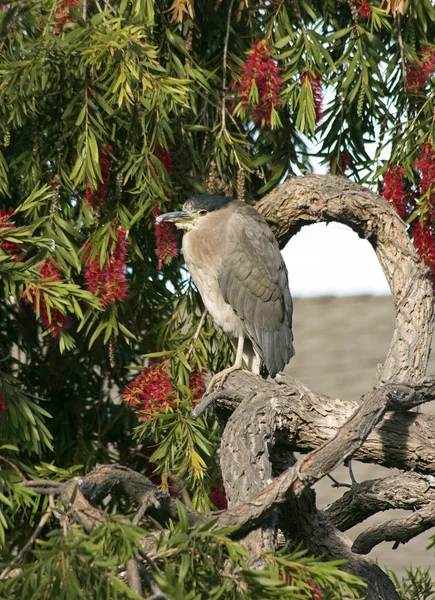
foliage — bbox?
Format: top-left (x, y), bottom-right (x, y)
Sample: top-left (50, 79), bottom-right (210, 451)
top-left (0, 0), bottom-right (434, 597)
top-left (388, 566), bottom-right (435, 600)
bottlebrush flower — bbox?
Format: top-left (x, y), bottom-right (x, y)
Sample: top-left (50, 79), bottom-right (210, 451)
top-left (23, 259), bottom-right (68, 337)
top-left (153, 206), bottom-right (179, 269)
top-left (308, 581), bottom-right (324, 600)
top-left (406, 46), bottom-right (435, 95)
top-left (85, 144), bottom-right (112, 208)
top-left (235, 40), bottom-right (282, 127)
top-left (382, 165), bottom-right (409, 219)
top-left (354, 0), bottom-right (371, 18)
top-left (209, 477), bottom-right (227, 510)
top-left (189, 368), bottom-right (205, 401)
top-left (84, 227), bottom-right (128, 306)
top-left (54, 0), bottom-right (79, 34)
top-left (154, 146), bottom-right (174, 178)
top-left (411, 217), bottom-right (435, 290)
top-left (302, 72), bottom-right (323, 123)
top-left (0, 207), bottom-right (21, 255)
top-left (329, 152), bottom-right (351, 174)
top-left (0, 394), bottom-right (6, 414)
top-left (415, 141), bottom-right (435, 208)
top-left (122, 364), bottom-right (176, 420)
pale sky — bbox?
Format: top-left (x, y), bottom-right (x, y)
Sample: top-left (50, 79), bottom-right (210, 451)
top-left (282, 221), bottom-right (391, 297)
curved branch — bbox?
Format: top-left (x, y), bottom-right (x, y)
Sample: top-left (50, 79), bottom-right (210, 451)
top-left (352, 502), bottom-right (435, 554)
top-left (256, 174), bottom-right (434, 383)
top-left (325, 472), bottom-right (435, 532)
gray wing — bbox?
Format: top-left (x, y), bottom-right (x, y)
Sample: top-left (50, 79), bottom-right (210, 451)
top-left (219, 205), bottom-right (294, 377)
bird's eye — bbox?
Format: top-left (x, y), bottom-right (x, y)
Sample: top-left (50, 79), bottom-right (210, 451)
top-left (198, 209), bottom-right (208, 216)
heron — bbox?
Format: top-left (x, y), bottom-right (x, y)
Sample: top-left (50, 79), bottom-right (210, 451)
top-left (156, 194), bottom-right (294, 390)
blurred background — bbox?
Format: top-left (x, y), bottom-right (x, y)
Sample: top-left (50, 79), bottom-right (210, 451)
top-left (283, 222), bottom-right (435, 576)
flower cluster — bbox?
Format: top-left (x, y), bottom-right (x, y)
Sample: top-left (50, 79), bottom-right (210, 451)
top-left (415, 141), bottom-right (435, 212)
top-left (329, 152), bottom-right (351, 174)
top-left (382, 165), bottom-right (410, 220)
top-left (302, 72), bottom-right (323, 123)
top-left (54, 0), bottom-right (79, 34)
top-left (0, 207), bottom-right (21, 255)
top-left (154, 146), bottom-right (174, 178)
top-left (85, 144), bottom-right (112, 208)
top-left (122, 364), bottom-right (176, 420)
top-left (235, 40), bottom-right (282, 127)
top-left (406, 46), bottom-right (435, 95)
top-left (153, 206), bottom-right (179, 269)
top-left (84, 227), bottom-right (128, 306)
top-left (411, 217), bottom-right (435, 282)
top-left (189, 368), bottom-right (205, 401)
top-left (383, 142), bottom-right (435, 290)
top-left (209, 477), bottom-right (227, 510)
top-left (23, 259), bottom-right (68, 337)
top-left (354, 0), bottom-right (371, 18)
top-left (412, 142), bottom-right (435, 283)
top-left (308, 581), bottom-right (324, 600)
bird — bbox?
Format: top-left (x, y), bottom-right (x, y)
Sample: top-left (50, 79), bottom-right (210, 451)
top-left (156, 194), bottom-right (294, 390)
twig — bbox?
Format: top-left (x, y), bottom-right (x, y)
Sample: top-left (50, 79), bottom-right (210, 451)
top-left (186, 308), bottom-right (208, 361)
top-left (0, 455), bottom-right (25, 479)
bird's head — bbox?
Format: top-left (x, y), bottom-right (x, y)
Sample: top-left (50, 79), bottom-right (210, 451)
top-left (155, 194), bottom-right (234, 231)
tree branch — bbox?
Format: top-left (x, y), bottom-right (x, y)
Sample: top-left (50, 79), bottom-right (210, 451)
top-left (325, 472), bottom-right (435, 532)
top-left (352, 502), bottom-right (435, 554)
top-left (256, 174), bottom-right (434, 384)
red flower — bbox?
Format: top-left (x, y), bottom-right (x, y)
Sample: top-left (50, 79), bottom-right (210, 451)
top-left (0, 207), bottom-right (21, 255)
top-left (153, 206), bottom-right (179, 269)
top-left (209, 477), bottom-right (227, 510)
top-left (235, 40), bottom-right (282, 127)
top-left (382, 165), bottom-right (410, 219)
top-left (22, 259), bottom-right (68, 337)
top-left (85, 144), bottom-right (112, 208)
top-left (84, 227), bottom-right (128, 306)
top-left (411, 218), bottom-right (435, 290)
top-left (154, 146), bottom-right (174, 178)
top-left (415, 141), bottom-right (435, 208)
top-left (302, 72), bottom-right (323, 123)
top-left (122, 364), bottom-right (176, 420)
top-left (354, 0), bottom-right (371, 18)
top-left (189, 368), bottom-right (205, 401)
top-left (54, 0), bottom-right (79, 34)
top-left (329, 152), bottom-right (351, 174)
top-left (308, 580), bottom-right (324, 599)
top-left (407, 47), bottom-right (435, 95)
top-left (0, 394), bottom-right (6, 414)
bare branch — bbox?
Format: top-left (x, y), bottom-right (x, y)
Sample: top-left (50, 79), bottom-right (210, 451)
top-left (352, 502), bottom-right (435, 554)
top-left (325, 472), bottom-right (435, 532)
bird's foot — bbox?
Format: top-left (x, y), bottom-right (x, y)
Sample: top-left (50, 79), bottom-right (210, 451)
top-left (205, 365), bottom-right (243, 395)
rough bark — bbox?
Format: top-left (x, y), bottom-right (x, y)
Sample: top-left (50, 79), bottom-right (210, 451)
top-left (256, 174), bottom-right (434, 384)
top-left (325, 472), bottom-right (435, 532)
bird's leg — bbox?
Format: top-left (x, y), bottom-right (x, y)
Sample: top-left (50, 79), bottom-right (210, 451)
top-left (205, 334), bottom-right (245, 395)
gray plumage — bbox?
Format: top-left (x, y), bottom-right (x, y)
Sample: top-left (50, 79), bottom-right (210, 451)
top-left (156, 194), bottom-right (294, 378)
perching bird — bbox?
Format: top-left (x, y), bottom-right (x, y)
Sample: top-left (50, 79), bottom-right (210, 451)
top-left (156, 194), bottom-right (294, 388)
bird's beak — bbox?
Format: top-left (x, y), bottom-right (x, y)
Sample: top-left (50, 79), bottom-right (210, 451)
top-left (155, 211), bottom-right (193, 225)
